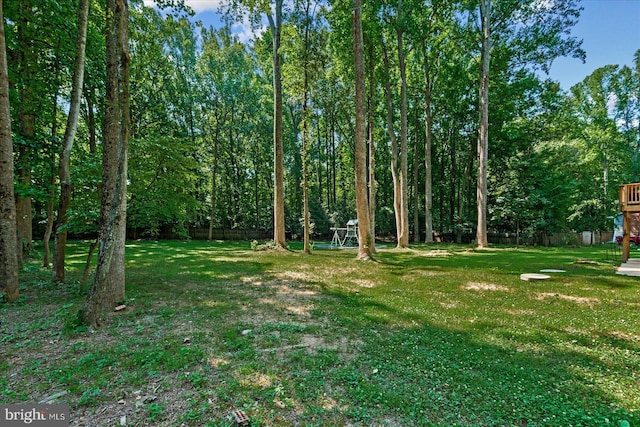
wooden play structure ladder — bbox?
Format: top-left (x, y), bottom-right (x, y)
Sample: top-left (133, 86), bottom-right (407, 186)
top-left (618, 183), bottom-right (640, 262)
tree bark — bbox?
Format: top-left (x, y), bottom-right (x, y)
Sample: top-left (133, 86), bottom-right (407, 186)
top-left (412, 105), bottom-right (420, 243)
top-left (381, 39), bottom-right (403, 248)
top-left (43, 52), bottom-right (63, 268)
top-left (53, 0), bottom-right (90, 283)
top-left (43, 171), bottom-right (55, 268)
top-left (352, 0), bottom-right (372, 260)
top-left (366, 41), bottom-right (376, 253)
top-left (15, 0), bottom-right (37, 258)
top-left (302, 1), bottom-right (311, 255)
top-left (476, 0), bottom-right (491, 248)
top-left (0, 0), bottom-right (19, 302)
top-left (83, 0), bottom-right (129, 326)
top-left (267, 0), bottom-right (286, 249)
top-left (422, 40), bottom-right (434, 243)
top-left (396, 3), bottom-right (409, 248)
top-left (109, 0), bottom-right (130, 304)
top-left (80, 239), bottom-right (98, 289)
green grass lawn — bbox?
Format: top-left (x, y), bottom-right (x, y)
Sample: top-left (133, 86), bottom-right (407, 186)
top-left (1, 240), bottom-right (639, 426)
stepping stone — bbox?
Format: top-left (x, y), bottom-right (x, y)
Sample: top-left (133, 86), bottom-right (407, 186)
top-left (520, 273), bottom-right (551, 281)
top-left (540, 269), bottom-right (566, 273)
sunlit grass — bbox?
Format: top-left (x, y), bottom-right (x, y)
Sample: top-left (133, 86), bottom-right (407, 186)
top-left (1, 240), bottom-right (638, 426)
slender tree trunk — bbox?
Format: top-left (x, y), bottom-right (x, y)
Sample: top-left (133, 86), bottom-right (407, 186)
top-left (288, 105), bottom-right (303, 216)
top-left (302, 3), bottom-right (311, 255)
top-left (16, 0), bottom-right (40, 258)
top-left (476, 0), bottom-right (491, 248)
top-left (253, 150), bottom-right (260, 229)
top-left (43, 52), bottom-right (63, 268)
top-left (83, 0), bottom-right (129, 326)
top-left (396, 4), bottom-right (409, 248)
top-left (423, 40), bottom-right (434, 243)
top-left (80, 238), bottom-right (98, 289)
top-left (0, 0), bottom-right (19, 302)
top-left (366, 42), bottom-right (376, 254)
top-left (439, 151), bottom-right (445, 236)
top-left (43, 166), bottom-right (55, 268)
top-left (53, 0), bottom-right (90, 283)
top-left (331, 118), bottom-right (336, 209)
top-left (316, 123), bottom-right (323, 210)
top-left (451, 131), bottom-right (457, 236)
top-left (381, 39), bottom-right (402, 248)
top-left (352, 0), bottom-right (372, 260)
top-left (412, 105), bottom-right (420, 243)
top-left (267, 0), bottom-right (286, 249)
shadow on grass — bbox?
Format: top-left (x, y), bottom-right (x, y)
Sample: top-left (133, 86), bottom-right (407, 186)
top-left (318, 283), bottom-right (638, 426)
top-left (4, 241), bottom-right (637, 426)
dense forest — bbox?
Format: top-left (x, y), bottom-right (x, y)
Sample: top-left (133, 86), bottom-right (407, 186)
top-left (1, 0), bottom-right (639, 257)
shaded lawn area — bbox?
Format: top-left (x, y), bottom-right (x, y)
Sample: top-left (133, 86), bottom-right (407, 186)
top-left (1, 240), bottom-right (639, 426)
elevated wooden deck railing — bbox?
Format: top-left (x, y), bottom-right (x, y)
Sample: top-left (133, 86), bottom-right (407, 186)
top-left (619, 183), bottom-right (640, 212)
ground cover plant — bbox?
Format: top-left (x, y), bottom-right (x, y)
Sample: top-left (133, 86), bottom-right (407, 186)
top-left (1, 240), bottom-right (639, 426)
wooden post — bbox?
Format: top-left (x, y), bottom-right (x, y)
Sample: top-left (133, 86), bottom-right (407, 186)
top-left (623, 210), bottom-right (631, 262)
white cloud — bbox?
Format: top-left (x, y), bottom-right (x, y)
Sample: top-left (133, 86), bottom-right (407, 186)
top-left (143, 0), bottom-right (267, 44)
top-left (232, 16), bottom-right (267, 44)
top-left (185, 0), bottom-right (224, 13)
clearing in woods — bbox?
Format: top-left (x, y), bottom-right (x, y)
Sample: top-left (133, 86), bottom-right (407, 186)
top-left (1, 240), bottom-right (638, 426)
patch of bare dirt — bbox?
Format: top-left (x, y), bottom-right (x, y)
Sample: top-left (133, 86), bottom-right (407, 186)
top-left (535, 292), bottom-right (600, 307)
top-left (351, 278), bottom-right (376, 288)
top-left (463, 282), bottom-right (511, 292)
top-left (504, 309), bottom-right (536, 316)
top-left (603, 330), bottom-right (640, 342)
top-left (237, 279), bottom-right (322, 326)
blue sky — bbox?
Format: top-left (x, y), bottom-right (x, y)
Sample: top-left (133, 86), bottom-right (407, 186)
top-left (153, 0), bottom-right (640, 90)
top-left (546, 0), bottom-right (640, 90)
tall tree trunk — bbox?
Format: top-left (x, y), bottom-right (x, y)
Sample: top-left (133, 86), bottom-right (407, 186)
top-left (254, 141), bottom-right (260, 228)
top-left (302, 115), bottom-right (310, 253)
top-left (15, 0), bottom-right (36, 258)
top-left (352, 0), bottom-right (372, 260)
top-left (288, 104), bottom-right (303, 216)
top-left (267, 0), bottom-right (286, 249)
top-left (366, 42), bottom-right (376, 254)
top-left (476, 0), bottom-right (491, 248)
top-left (0, 0), bottom-right (19, 302)
top-left (53, 0), bottom-right (90, 283)
top-left (302, 2), bottom-right (311, 255)
top-left (450, 131), bottom-right (457, 236)
top-left (412, 105), bottom-right (420, 243)
top-left (43, 50), bottom-right (63, 268)
top-left (316, 123), bottom-right (323, 211)
top-left (331, 117), bottom-right (336, 209)
top-left (111, 0), bottom-right (130, 304)
top-left (381, 39), bottom-right (402, 248)
top-left (396, 3), bottom-right (409, 248)
top-left (83, 0), bottom-right (129, 326)
top-left (423, 40), bottom-right (434, 243)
